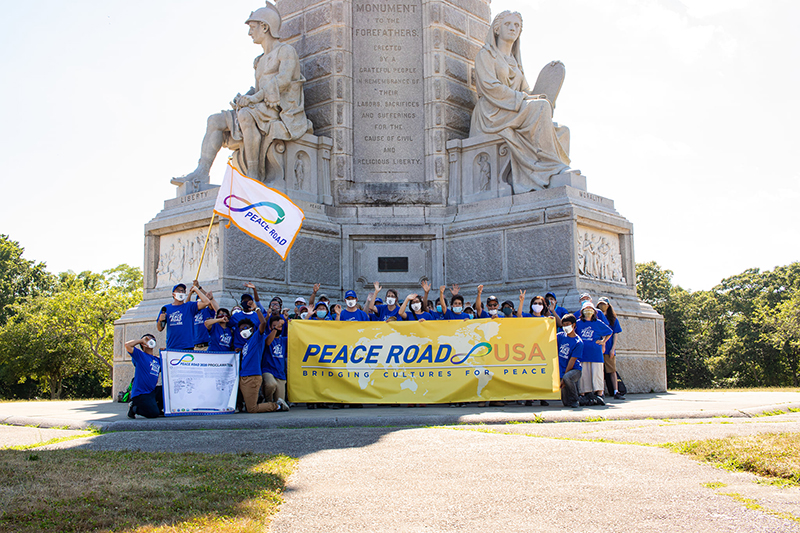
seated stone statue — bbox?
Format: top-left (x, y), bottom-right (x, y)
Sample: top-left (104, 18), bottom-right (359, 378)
top-left (173, 2), bottom-right (313, 189)
top-left (470, 11), bottom-right (577, 193)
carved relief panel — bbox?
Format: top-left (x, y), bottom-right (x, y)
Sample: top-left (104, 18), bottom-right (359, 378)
top-left (156, 225), bottom-right (220, 288)
top-left (576, 226), bottom-right (626, 284)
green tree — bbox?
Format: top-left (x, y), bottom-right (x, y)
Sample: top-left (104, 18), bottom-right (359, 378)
top-left (0, 264), bottom-right (143, 399)
top-left (636, 261), bottom-right (673, 311)
top-left (0, 235), bottom-right (55, 325)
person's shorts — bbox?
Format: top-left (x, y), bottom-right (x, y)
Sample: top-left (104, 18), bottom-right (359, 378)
top-left (603, 352), bottom-right (616, 373)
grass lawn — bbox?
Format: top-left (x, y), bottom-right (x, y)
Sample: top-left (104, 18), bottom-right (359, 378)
top-left (669, 432), bottom-right (800, 486)
top-left (0, 449), bottom-right (297, 533)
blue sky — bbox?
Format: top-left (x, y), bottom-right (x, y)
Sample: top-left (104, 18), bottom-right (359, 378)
top-left (0, 0), bottom-right (797, 290)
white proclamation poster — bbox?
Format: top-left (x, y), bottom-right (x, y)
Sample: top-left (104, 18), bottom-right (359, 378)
top-left (161, 350), bottom-right (239, 416)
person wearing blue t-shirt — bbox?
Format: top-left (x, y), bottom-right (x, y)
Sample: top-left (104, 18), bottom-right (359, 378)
top-left (545, 292), bottom-right (568, 327)
top-left (156, 283), bottom-right (212, 351)
top-left (204, 307), bottom-right (234, 352)
top-left (192, 285), bottom-right (218, 349)
top-left (367, 281), bottom-right (403, 321)
top-left (398, 293), bottom-right (435, 321)
top-left (230, 284), bottom-right (268, 350)
top-left (338, 290), bottom-right (372, 321)
top-left (557, 314), bottom-right (584, 408)
top-left (597, 297), bottom-right (625, 400)
top-left (306, 301), bottom-right (333, 320)
top-left (124, 334), bottom-right (163, 419)
top-left (438, 284), bottom-right (471, 320)
top-left (475, 287), bottom-right (504, 319)
top-left (575, 301), bottom-right (613, 406)
top-left (238, 310), bottom-right (289, 413)
top-left (261, 314), bottom-right (289, 403)
top-left (573, 293), bottom-right (610, 326)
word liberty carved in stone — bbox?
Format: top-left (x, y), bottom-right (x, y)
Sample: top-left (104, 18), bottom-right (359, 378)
top-left (353, 0), bottom-right (424, 183)
top-left (577, 228), bottom-right (626, 284)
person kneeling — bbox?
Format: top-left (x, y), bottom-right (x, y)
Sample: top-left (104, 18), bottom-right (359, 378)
top-left (238, 311), bottom-right (289, 413)
top-left (124, 334), bottom-right (164, 419)
top-left (557, 314), bottom-right (583, 408)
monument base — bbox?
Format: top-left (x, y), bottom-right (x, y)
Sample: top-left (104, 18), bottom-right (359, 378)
top-left (114, 184), bottom-right (665, 397)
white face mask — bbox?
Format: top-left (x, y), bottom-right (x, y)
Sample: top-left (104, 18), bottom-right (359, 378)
top-left (386, 297), bottom-right (396, 306)
top-left (240, 329), bottom-right (253, 339)
top-left (411, 302), bottom-right (422, 312)
top-left (300, 312), bottom-right (308, 320)
top-left (488, 309), bottom-right (498, 316)
top-left (563, 325), bottom-right (574, 334)
top-left (173, 292), bottom-right (187, 302)
top-left (145, 338), bottom-right (156, 349)
top-left (346, 299), bottom-right (357, 308)
top-left (532, 304), bottom-right (544, 313)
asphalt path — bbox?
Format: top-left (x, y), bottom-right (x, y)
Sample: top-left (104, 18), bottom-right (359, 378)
top-left (2, 393), bottom-right (799, 532)
top-left (12, 412), bottom-right (797, 532)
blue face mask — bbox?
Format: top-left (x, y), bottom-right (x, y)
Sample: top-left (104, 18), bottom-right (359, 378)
top-left (453, 306), bottom-right (463, 314)
top-left (467, 313), bottom-right (474, 320)
top-left (436, 305), bottom-right (442, 313)
top-left (316, 310), bottom-right (327, 319)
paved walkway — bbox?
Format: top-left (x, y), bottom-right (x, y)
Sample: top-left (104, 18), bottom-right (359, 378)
top-left (2, 391), bottom-right (799, 532)
top-left (1, 390), bottom-right (799, 433)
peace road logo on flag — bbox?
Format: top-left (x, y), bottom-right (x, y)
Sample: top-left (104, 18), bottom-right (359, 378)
top-left (214, 162), bottom-right (305, 260)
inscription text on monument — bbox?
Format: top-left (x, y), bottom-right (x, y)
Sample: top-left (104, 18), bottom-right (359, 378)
top-left (353, 0), bottom-right (424, 182)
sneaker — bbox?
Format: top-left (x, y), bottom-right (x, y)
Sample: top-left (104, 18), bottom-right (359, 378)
top-left (277, 398), bottom-right (290, 411)
top-left (539, 400), bottom-right (549, 407)
top-left (578, 396), bottom-right (591, 406)
top-left (595, 395), bottom-right (606, 406)
top-left (614, 392), bottom-right (626, 400)
top-left (570, 402), bottom-right (580, 408)
top-left (127, 404), bottom-right (136, 419)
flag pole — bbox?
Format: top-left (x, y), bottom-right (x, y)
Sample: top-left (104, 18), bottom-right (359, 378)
top-left (195, 213), bottom-right (216, 282)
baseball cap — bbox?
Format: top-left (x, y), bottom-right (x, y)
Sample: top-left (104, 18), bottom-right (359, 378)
top-left (295, 297), bottom-right (307, 304)
top-left (172, 283), bottom-right (186, 292)
top-left (597, 297), bottom-right (610, 305)
top-left (345, 290), bottom-right (357, 299)
top-left (545, 292), bottom-right (557, 301)
top-left (579, 292), bottom-right (592, 301)
top-left (487, 295), bottom-right (499, 302)
top-left (315, 301), bottom-right (329, 310)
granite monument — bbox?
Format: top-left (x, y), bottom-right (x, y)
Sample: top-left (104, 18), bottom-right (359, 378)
top-left (114, 0), bottom-right (666, 397)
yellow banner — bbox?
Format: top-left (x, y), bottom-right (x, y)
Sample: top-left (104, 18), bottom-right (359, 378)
top-left (287, 318), bottom-right (559, 403)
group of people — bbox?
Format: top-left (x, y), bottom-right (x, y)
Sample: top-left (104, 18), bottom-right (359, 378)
top-left (125, 279), bottom-right (624, 418)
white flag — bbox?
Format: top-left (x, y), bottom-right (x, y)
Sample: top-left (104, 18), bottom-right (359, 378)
top-left (213, 162), bottom-right (305, 260)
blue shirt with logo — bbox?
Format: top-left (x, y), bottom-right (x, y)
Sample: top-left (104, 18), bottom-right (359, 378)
top-left (557, 332), bottom-right (583, 377)
top-left (575, 319), bottom-right (613, 363)
top-left (193, 306), bottom-right (215, 346)
top-left (130, 347), bottom-right (161, 398)
top-left (339, 308), bottom-right (371, 321)
top-left (374, 304), bottom-right (402, 321)
top-left (230, 306), bottom-right (265, 350)
top-left (159, 301), bottom-right (199, 351)
top-left (240, 329), bottom-right (265, 377)
top-left (208, 323), bottom-right (234, 352)
top-left (403, 311), bottom-right (435, 321)
top-left (262, 336), bottom-right (287, 380)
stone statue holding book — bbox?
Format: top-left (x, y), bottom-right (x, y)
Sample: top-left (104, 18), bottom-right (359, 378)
top-left (470, 10), bottom-right (578, 193)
